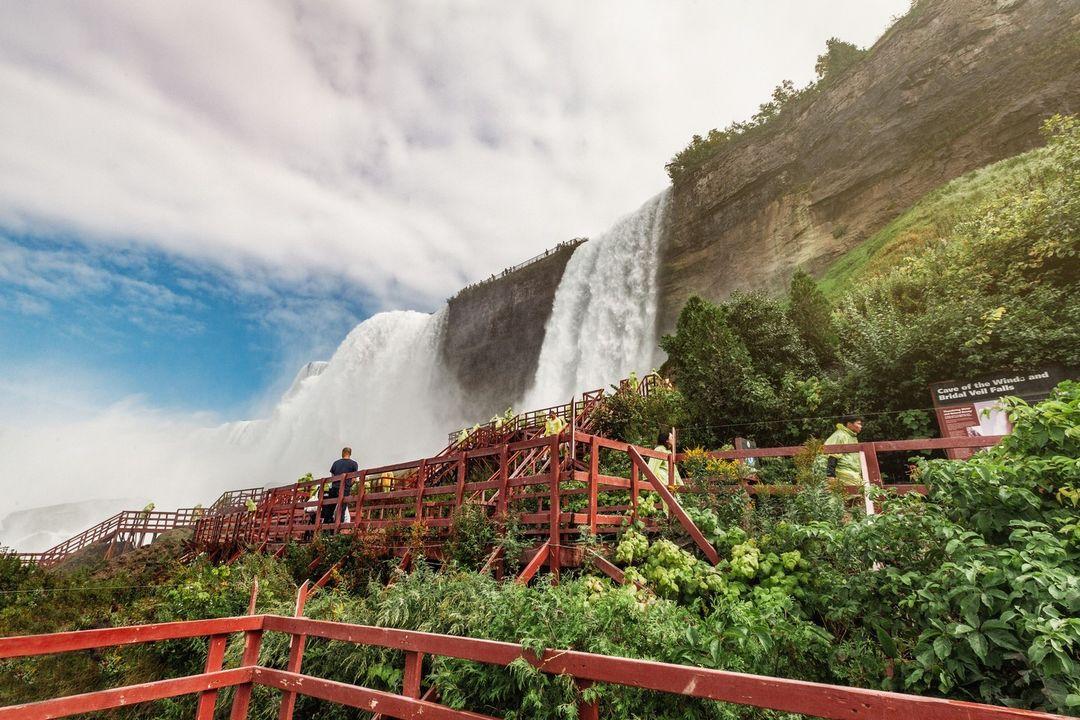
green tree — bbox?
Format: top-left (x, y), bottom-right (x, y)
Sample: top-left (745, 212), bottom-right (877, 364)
top-left (814, 38), bottom-right (866, 82)
top-left (788, 269), bottom-right (837, 365)
top-left (661, 296), bottom-right (774, 447)
top-left (725, 290), bottom-right (815, 384)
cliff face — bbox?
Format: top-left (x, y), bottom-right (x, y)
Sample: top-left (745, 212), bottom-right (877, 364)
top-left (436, 0), bottom-right (1078, 410)
top-left (441, 242), bottom-right (581, 416)
top-left (657, 0), bottom-right (1080, 332)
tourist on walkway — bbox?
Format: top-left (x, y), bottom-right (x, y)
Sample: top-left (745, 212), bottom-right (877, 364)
top-left (325, 447), bottom-right (359, 524)
top-left (543, 410), bottom-right (566, 437)
top-left (824, 415), bottom-right (864, 486)
top-left (648, 429), bottom-right (682, 489)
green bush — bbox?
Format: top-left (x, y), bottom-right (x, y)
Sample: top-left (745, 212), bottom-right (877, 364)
top-left (589, 377), bottom-right (688, 448)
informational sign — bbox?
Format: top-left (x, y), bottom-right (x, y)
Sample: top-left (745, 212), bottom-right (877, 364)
top-left (929, 367), bottom-right (1065, 458)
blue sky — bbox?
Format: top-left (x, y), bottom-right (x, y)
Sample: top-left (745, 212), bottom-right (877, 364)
top-left (0, 1), bottom-right (908, 423)
top-left (0, 234), bottom-right (374, 417)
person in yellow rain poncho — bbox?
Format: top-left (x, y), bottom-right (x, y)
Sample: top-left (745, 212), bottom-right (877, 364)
top-left (647, 429), bottom-right (682, 489)
top-left (543, 410), bottom-right (567, 437)
top-left (824, 415), bottom-right (864, 486)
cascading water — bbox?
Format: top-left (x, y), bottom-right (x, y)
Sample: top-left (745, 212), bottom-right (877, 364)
top-left (524, 189), bottom-right (671, 407)
top-left (0, 308), bottom-right (468, 552)
top-left (222, 307), bottom-right (466, 475)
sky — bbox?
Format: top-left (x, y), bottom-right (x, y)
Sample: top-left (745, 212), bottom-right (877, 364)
top-left (0, 0), bottom-right (910, 424)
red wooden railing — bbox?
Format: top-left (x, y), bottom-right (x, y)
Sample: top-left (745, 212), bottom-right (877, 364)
top-left (18, 509), bottom-right (205, 569)
top-left (191, 430), bottom-right (1005, 578)
top-left (445, 372), bottom-right (639, 449)
top-left (0, 611), bottom-right (1068, 720)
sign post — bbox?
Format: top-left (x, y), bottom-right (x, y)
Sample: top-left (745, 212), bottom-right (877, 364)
top-left (929, 367), bottom-right (1065, 459)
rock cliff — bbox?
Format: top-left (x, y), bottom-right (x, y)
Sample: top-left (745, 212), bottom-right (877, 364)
top-left (657, 0), bottom-right (1080, 331)
top-left (441, 242), bottom-right (582, 416)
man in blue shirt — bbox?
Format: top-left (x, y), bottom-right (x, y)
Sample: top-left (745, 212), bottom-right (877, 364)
top-left (324, 447), bottom-right (359, 525)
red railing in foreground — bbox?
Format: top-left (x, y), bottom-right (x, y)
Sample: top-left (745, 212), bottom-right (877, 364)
top-left (0, 613), bottom-right (1068, 720)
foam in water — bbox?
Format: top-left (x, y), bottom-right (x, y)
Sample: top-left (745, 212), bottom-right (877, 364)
top-left (525, 189), bottom-right (671, 407)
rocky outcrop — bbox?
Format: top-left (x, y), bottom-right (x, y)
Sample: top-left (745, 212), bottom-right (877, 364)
top-left (657, 0), bottom-right (1080, 332)
top-left (441, 242), bottom-right (581, 416)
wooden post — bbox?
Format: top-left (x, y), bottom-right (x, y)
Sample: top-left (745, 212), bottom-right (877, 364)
top-left (496, 445), bottom-right (509, 517)
top-left (334, 475), bottom-right (346, 531)
top-left (455, 454), bottom-right (466, 510)
top-left (403, 651), bottom-right (425, 699)
top-left (588, 435), bottom-right (599, 534)
top-left (630, 461), bottom-right (639, 522)
top-left (194, 633), bottom-right (228, 720)
top-left (570, 398), bottom-right (577, 466)
top-left (864, 443), bottom-right (883, 487)
top-left (353, 470), bottom-right (366, 530)
top-left (668, 426), bottom-right (677, 489)
top-left (577, 679), bottom-right (598, 720)
top-left (414, 460), bottom-right (427, 520)
top-left (277, 582), bottom-right (311, 720)
top-left (548, 435), bottom-right (561, 581)
top-left (858, 449), bottom-right (876, 517)
top-left (247, 579), bottom-right (259, 616)
top-left (313, 480), bottom-right (325, 538)
top-left (228, 628), bottom-right (264, 720)
top-left (284, 488), bottom-right (298, 544)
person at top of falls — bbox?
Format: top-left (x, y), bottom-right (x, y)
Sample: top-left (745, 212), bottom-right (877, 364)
top-left (456, 427), bottom-right (469, 445)
top-left (324, 447), bottom-right (359, 525)
top-left (823, 415), bottom-right (865, 486)
top-left (648, 429), bottom-right (682, 489)
top-left (544, 410), bottom-right (567, 437)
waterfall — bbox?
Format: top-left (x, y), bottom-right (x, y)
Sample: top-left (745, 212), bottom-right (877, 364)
top-left (0, 309), bottom-right (467, 552)
top-left (525, 189), bottom-right (671, 407)
top-left (223, 307), bottom-right (465, 476)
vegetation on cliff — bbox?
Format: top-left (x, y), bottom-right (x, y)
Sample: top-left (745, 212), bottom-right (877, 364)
top-left (659, 115), bottom-right (1079, 449)
top-left (665, 36), bottom-right (868, 182)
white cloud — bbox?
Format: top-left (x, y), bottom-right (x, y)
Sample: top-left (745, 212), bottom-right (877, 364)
top-left (0, 0), bottom-right (908, 311)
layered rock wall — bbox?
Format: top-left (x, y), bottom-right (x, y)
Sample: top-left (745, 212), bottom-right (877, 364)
top-left (657, 0), bottom-right (1080, 331)
top-left (441, 243), bottom-right (580, 416)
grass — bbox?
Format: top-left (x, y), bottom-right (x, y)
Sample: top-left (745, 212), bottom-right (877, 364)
top-left (818, 146), bottom-right (1054, 297)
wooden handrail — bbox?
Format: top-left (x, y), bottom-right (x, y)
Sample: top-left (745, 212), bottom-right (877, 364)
top-left (0, 613), bottom-right (1068, 720)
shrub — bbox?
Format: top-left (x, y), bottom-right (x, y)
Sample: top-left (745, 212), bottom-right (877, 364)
top-left (446, 501), bottom-right (497, 568)
top-left (588, 376), bottom-right (688, 447)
